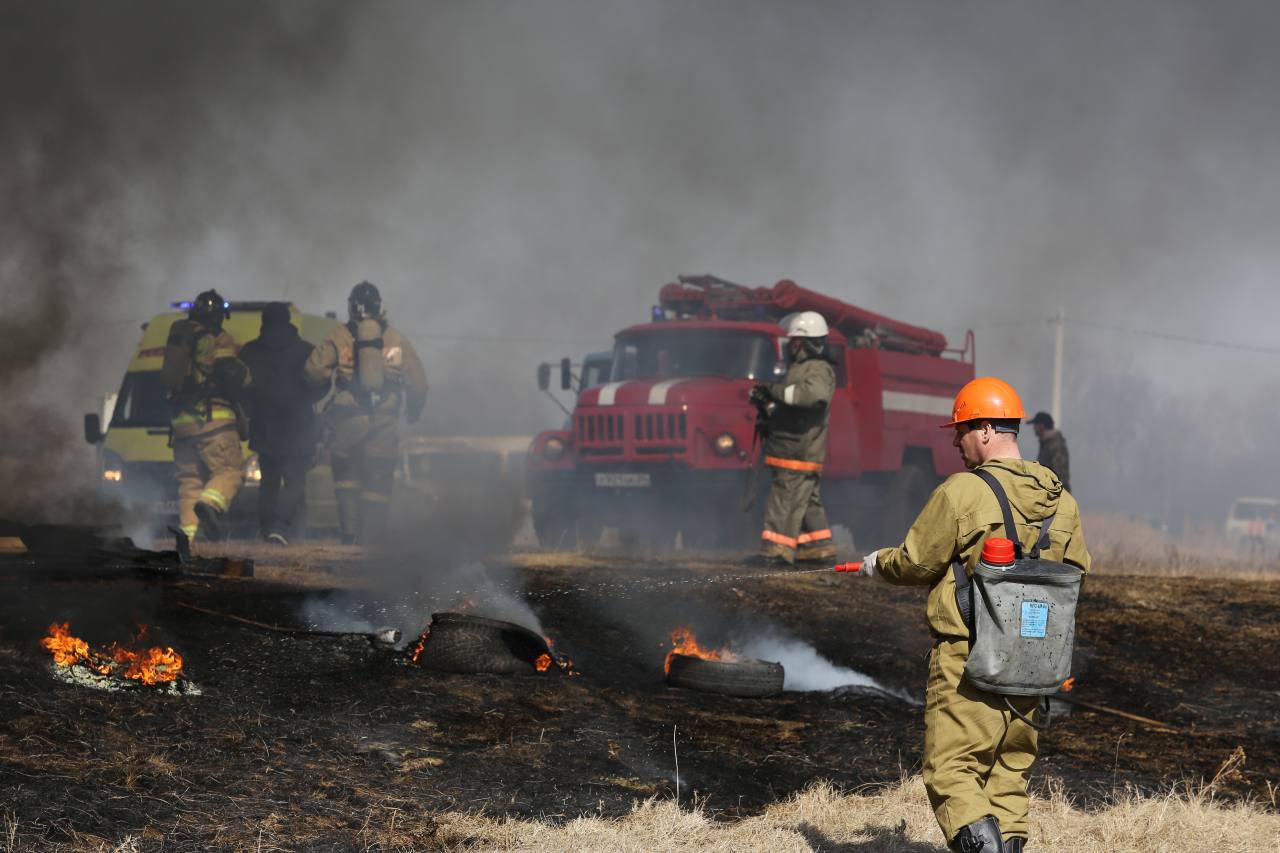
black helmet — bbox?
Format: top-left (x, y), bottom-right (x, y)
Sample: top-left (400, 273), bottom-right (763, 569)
top-left (348, 281), bottom-right (383, 323)
top-left (190, 289), bottom-right (230, 330)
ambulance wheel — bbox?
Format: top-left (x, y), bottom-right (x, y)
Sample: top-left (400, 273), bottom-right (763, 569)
top-left (664, 653), bottom-right (784, 697)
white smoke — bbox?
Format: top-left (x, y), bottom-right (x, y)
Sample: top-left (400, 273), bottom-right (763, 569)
top-left (459, 562), bottom-right (545, 635)
top-left (298, 560), bottom-right (544, 643)
top-left (740, 633), bottom-right (916, 702)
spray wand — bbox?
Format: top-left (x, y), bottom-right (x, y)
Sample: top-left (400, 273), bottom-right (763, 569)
top-left (832, 561), bottom-right (867, 574)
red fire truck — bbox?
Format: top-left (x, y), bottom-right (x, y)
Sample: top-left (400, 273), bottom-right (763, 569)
top-left (527, 275), bottom-right (975, 549)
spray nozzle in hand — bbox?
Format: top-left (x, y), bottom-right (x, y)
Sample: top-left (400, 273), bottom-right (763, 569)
top-left (833, 561), bottom-right (863, 574)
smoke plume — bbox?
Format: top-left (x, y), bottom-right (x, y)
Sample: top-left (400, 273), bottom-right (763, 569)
top-left (7, 2), bottom-right (1280, 526)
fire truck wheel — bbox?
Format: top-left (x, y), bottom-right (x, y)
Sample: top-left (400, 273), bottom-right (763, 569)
top-left (665, 653), bottom-right (784, 697)
top-left (419, 612), bottom-right (548, 675)
top-left (533, 500), bottom-right (604, 549)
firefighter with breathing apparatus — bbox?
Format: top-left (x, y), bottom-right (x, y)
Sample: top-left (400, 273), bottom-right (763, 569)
top-left (304, 281), bottom-right (428, 545)
top-left (748, 310), bottom-right (838, 566)
top-left (843, 377), bottom-right (1090, 853)
top-left (160, 289), bottom-right (251, 542)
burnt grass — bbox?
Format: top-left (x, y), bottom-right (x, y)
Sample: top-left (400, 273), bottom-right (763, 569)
top-left (0, 551), bottom-right (1277, 850)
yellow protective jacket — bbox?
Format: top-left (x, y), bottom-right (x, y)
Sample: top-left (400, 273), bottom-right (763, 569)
top-left (162, 320), bottom-right (247, 439)
top-left (303, 322), bottom-right (428, 421)
top-left (763, 350), bottom-right (836, 467)
top-left (875, 458), bottom-right (1090, 641)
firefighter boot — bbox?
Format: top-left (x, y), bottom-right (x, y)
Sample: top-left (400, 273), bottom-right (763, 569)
top-left (795, 541), bottom-right (838, 564)
top-left (1003, 838), bottom-right (1026, 853)
top-left (194, 501), bottom-right (226, 543)
top-left (748, 539), bottom-right (795, 568)
top-left (949, 816), bottom-right (1003, 853)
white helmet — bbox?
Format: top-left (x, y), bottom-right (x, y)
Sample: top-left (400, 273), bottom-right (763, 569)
top-left (784, 311), bottom-right (829, 338)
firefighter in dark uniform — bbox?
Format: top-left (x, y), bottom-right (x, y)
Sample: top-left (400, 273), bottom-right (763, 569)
top-left (749, 311), bottom-right (838, 566)
top-left (1027, 411), bottom-right (1070, 492)
top-left (304, 282), bottom-right (427, 544)
top-left (161, 290), bottom-right (251, 542)
top-left (857, 377), bottom-right (1090, 853)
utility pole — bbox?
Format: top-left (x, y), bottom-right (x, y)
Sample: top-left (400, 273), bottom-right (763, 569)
top-left (1051, 309), bottom-right (1064, 429)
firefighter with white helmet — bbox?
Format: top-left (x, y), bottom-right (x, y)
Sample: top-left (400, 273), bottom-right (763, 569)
top-left (748, 310), bottom-right (838, 565)
top-left (855, 376), bottom-right (1090, 853)
top-left (160, 290), bottom-right (251, 542)
top-left (304, 282), bottom-right (428, 544)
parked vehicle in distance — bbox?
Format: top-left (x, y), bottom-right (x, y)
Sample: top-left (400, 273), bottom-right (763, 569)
top-left (1225, 497), bottom-right (1280, 552)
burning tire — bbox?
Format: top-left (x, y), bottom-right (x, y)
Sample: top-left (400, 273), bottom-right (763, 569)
top-left (665, 653), bottom-right (784, 698)
top-left (417, 612), bottom-right (549, 675)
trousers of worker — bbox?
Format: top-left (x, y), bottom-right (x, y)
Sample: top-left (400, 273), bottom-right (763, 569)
top-left (925, 638), bottom-right (1040, 841)
top-left (760, 466), bottom-right (833, 561)
top-left (328, 412), bottom-right (398, 544)
top-left (173, 427), bottom-right (244, 539)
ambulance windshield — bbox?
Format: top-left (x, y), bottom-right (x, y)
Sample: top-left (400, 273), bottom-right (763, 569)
top-left (612, 331), bottom-right (779, 381)
top-left (111, 371), bottom-right (170, 429)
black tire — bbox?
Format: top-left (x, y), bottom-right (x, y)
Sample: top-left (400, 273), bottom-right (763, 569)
top-left (665, 653), bottom-right (784, 697)
top-left (418, 612), bottom-right (549, 674)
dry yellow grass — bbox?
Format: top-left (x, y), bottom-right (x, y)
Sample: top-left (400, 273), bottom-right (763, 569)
top-left (1083, 512), bottom-right (1280, 579)
top-left (427, 778), bottom-right (1280, 853)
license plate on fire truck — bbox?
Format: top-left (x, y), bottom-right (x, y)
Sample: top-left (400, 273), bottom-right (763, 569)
top-left (594, 472), bottom-right (651, 488)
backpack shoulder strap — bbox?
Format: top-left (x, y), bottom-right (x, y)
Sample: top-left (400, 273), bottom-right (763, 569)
top-left (952, 561), bottom-right (973, 632)
top-left (1031, 512), bottom-right (1057, 559)
top-left (972, 468), bottom-right (1023, 558)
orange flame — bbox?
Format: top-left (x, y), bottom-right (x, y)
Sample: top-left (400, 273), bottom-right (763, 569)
top-left (41, 622), bottom-right (184, 684)
top-left (664, 626), bottom-right (740, 674)
top-left (534, 653), bottom-right (552, 672)
top-left (410, 630), bottom-right (429, 663)
top-left (1060, 677), bottom-right (1076, 693)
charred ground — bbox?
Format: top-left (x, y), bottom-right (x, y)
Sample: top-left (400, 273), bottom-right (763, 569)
top-left (0, 549), bottom-right (1276, 850)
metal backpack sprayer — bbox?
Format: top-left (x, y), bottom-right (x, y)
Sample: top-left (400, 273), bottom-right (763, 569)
top-left (954, 469), bottom-right (1083, 725)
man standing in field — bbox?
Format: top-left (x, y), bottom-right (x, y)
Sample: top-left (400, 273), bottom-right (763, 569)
top-left (749, 311), bottom-right (838, 566)
top-left (856, 377), bottom-right (1090, 852)
top-left (1027, 411), bottom-right (1070, 492)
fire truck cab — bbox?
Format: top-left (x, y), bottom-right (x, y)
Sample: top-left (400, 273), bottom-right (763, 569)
top-left (527, 275), bottom-right (975, 550)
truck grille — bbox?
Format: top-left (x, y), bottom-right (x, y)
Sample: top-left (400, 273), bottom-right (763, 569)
top-left (576, 410), bottom-right (687, 455)
top-left (635, 412), bottom-right (686, 442)
top-left (578, 413), bottom-right (625, 443)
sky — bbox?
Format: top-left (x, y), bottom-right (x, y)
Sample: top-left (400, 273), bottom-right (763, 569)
top-left (4, 0), bottom-right (1280, 524)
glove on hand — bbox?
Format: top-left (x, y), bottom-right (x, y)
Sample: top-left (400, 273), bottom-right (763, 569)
top-left (860, 551), bottom-right (879, 577)
top-left (748, 385), bottom-right (772, 406)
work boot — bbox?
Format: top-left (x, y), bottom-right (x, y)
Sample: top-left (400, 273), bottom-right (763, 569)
top-left (1004, 837), bottom-right (1026, 853)
top-left (795, 542), bottom-right (838, 564)
top-left (949, 816), bottom-right (1003, 853)
top-left (194, 501), bottom-right (226, 542)
top-left (745, 553), bottom-right (792, 568)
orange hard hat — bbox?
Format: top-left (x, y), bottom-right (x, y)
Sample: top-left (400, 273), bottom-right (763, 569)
top-left (940, 376), bottom-right (1025, 428)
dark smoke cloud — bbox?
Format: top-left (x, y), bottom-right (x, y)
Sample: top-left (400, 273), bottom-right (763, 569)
top-left (7, 1), bottom-right (1280, 525)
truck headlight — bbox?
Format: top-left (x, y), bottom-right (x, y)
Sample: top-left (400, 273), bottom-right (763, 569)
top-left (542, 436), bottom-right (566, 461)
top-left (712, 433), bottom-right (737, 457)
top-left (101, 450), bottom-right (124, 483)
top-left (243, 454), bottom-right (262, 483)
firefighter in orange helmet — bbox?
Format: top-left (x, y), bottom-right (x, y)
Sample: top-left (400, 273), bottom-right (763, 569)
top-left (855, 376), bottom-right (1089, 853)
